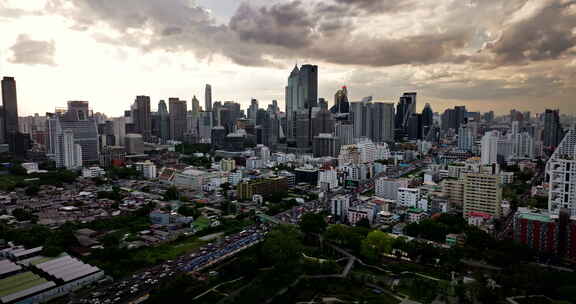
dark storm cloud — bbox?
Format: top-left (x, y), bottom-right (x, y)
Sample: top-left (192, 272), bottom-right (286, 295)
top-left (332, 0), bottom-right (416, 14)
top-left (8, 34), bottom-right (56, 66)
top-left (227, 1), bottom-right (471, 66)
top-left (485, 0), bottom-right (576, 64)
top-left (229, 2), bottom-right (316, 48)
top-left (42, 0), bottom-right (576, 71)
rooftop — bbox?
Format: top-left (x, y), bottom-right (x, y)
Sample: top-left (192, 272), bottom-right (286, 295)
top-left (518, 212), bottom-right (555, 223)
top-left (0, 271), bottom-right (56, 303)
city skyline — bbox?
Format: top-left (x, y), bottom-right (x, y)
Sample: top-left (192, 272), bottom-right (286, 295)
top-left (1, 0), bottom-right (575, 116)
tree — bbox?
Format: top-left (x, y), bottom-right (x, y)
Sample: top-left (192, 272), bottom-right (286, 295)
top-left (355, 218), bottom-right (371, 228)
top-left (262, 225), bottom-right (303, 267)
top-left (163, 186), bottom-right (180, 201)
top-left (324, 224), bottom-right (364, 252)
top-left (299, 213), bottom-right (327, 235)
top-left (178, 206), bottom-right (199, 218)
top-left (361, 230), bottom-right (393, 261)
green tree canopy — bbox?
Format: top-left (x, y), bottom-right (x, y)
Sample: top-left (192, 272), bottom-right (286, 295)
top-left (178, 206), bottom-right (199, 218)
top-left (361, 230), bottom-right (393, 261)
top-left (262, 225), bottom-right (303, 267)
top-left (299, 213), bottom-right (327, 235)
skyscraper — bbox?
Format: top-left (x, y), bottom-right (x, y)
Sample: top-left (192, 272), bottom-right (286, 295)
top-left (441, 106), bottom-right (467, 131)
top-left (300, 64), bottom-right (319, 109)
top-left (191, 95), bottom-right (201, 114)
top-left (131, 96), bottom-right (151, 142)
top-left (312, 107), bottom-right (335, 138)
top-left (47, 108), bottom-right (94, 168)
top-left (205, 84), bottom-right (212, 112)
top-left (481, 131), bottom-right (498, 165)
top-left (407, 113), bottom-right (422, 140)
top-left (157, 100), bottom-right (170, 143)
top-left (351, 99), bottom-right (372, 140)
top-left (547, 126), bottom-right (576, 217)
top-left (395, 92), bottom-right (417, 139)
top-left (247, 99), bottom-right (259, 124)
top-left (330, 86), bottom-right (350, 114)
top-left (285, 64), bottom-right (318, 143)
top-left (1, 77), bottom-right (19, 148)
top-left (351, 99), bottom-right (395, 143)
top-left (169, 98), bottom-right (187, 140)
top-left (421, 103), bottom-right (433, 137)
top-left (458, 125), bottom-right (473, 151)
top-left (285, 65), bottom-right (301, 140)
top-left (543, 109), bottom-right (563, 149)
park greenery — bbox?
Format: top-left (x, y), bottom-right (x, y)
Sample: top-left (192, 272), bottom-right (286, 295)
top-left (0, 167), bottom-right (78, 192)
top-left (175, 143), bottom-right (211, 155)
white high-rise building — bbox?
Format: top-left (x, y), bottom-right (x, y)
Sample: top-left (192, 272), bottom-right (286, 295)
top-left (48, 116), bottom-right (82, 170)
top-left (375, 178), bottom-right (408, 200)
top-left (375, 143), bottom-right (391, 160)
top-left (397, 188), bottom-right (420, 208)
top-left (514, 132), bottom-right (534, 159)
top-left (135, 161), bottom-right (157, 179)
top-left (61, 129), bottom-right (83, 169)
top-left (481, 131), bottom-right (498, 165)
top-left (330, 194), bottom-right (351, 221)
top-left (318, 168), bottom-right (338, 190)
top-left (547, 127), bottom-right (576, 218)
top-left (255, 145), bottom-right (271, 163)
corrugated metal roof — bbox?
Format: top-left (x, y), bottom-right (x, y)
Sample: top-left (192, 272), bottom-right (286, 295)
top-left (0, 260), bottom-right (21, 276)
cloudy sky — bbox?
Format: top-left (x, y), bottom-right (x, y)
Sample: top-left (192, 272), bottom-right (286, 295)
top-left (1, 0), bottom-right (575, 117)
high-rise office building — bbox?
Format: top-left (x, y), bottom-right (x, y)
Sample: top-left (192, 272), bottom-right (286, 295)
top-left (458, 125), bottom-right (473, 151)
top-left (125, 133), bottom-right (144, 154)
top-left (247, 99), bottom-right (259, 124)
top-left (169, 98), bottom-right (187, 140)
top-left (351, 98), bottom-right (373, 140)
top-left (191, 95), bottom-right (201, 114)
top-left (421, 103), bottom-right (433, 138)
top-left (47, 101), bottom-right (100, 163)
top-left (463, 172), bottom-right (502, 218)
top-left (372, 103), bottom-right (395, 142)
top-left (407, 113), bottom-right (422, 140)
top-left (299, 64), bottom-right (318, 109)
top-left (285, 64), bottom-right (318, 143)
top-left (514, 132), bottom-right (534, 159)
top-left (157, 100), bottom-right (170, 143)
top-left (335, 121), bottom-right (354, 149)
top-left (47, 115), bottom-right (83, 169)
top-left (330, 86), bottom-right (350, 114)
top-left (205, 84), bottom-right (212, 112)
top-left (481, 131), bottom-right (498, 165)
top-left (313, 133), bottom-right (338, 157)
top-left (312, 108), bottom-right (335, 138)
top-left (441, 106), bottom-right (467, 131)
top-left (543, 109), bottom-right (563, 149)
top-left (394, 92), bottom-right (417, 139)
top-left (131, 96), bottom-right (151, 142)
top-left (547, 126), bottom-right (576, 217)
top-left (1, 77), bottom-right (18, 142)
top-left (198, 111), bottom-right (213, 141)
top-left (351, 99), bottom-right (395, 143)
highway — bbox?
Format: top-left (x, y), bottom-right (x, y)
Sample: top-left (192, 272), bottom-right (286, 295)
top-left (74, 199), bottom-right (323, 304)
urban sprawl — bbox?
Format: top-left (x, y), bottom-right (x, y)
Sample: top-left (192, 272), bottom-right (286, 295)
top-left (0, 64), bottom-right (575, 304)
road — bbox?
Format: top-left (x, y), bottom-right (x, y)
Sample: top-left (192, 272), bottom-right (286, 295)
top-left (74, 199), bottom-right (323, 304)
